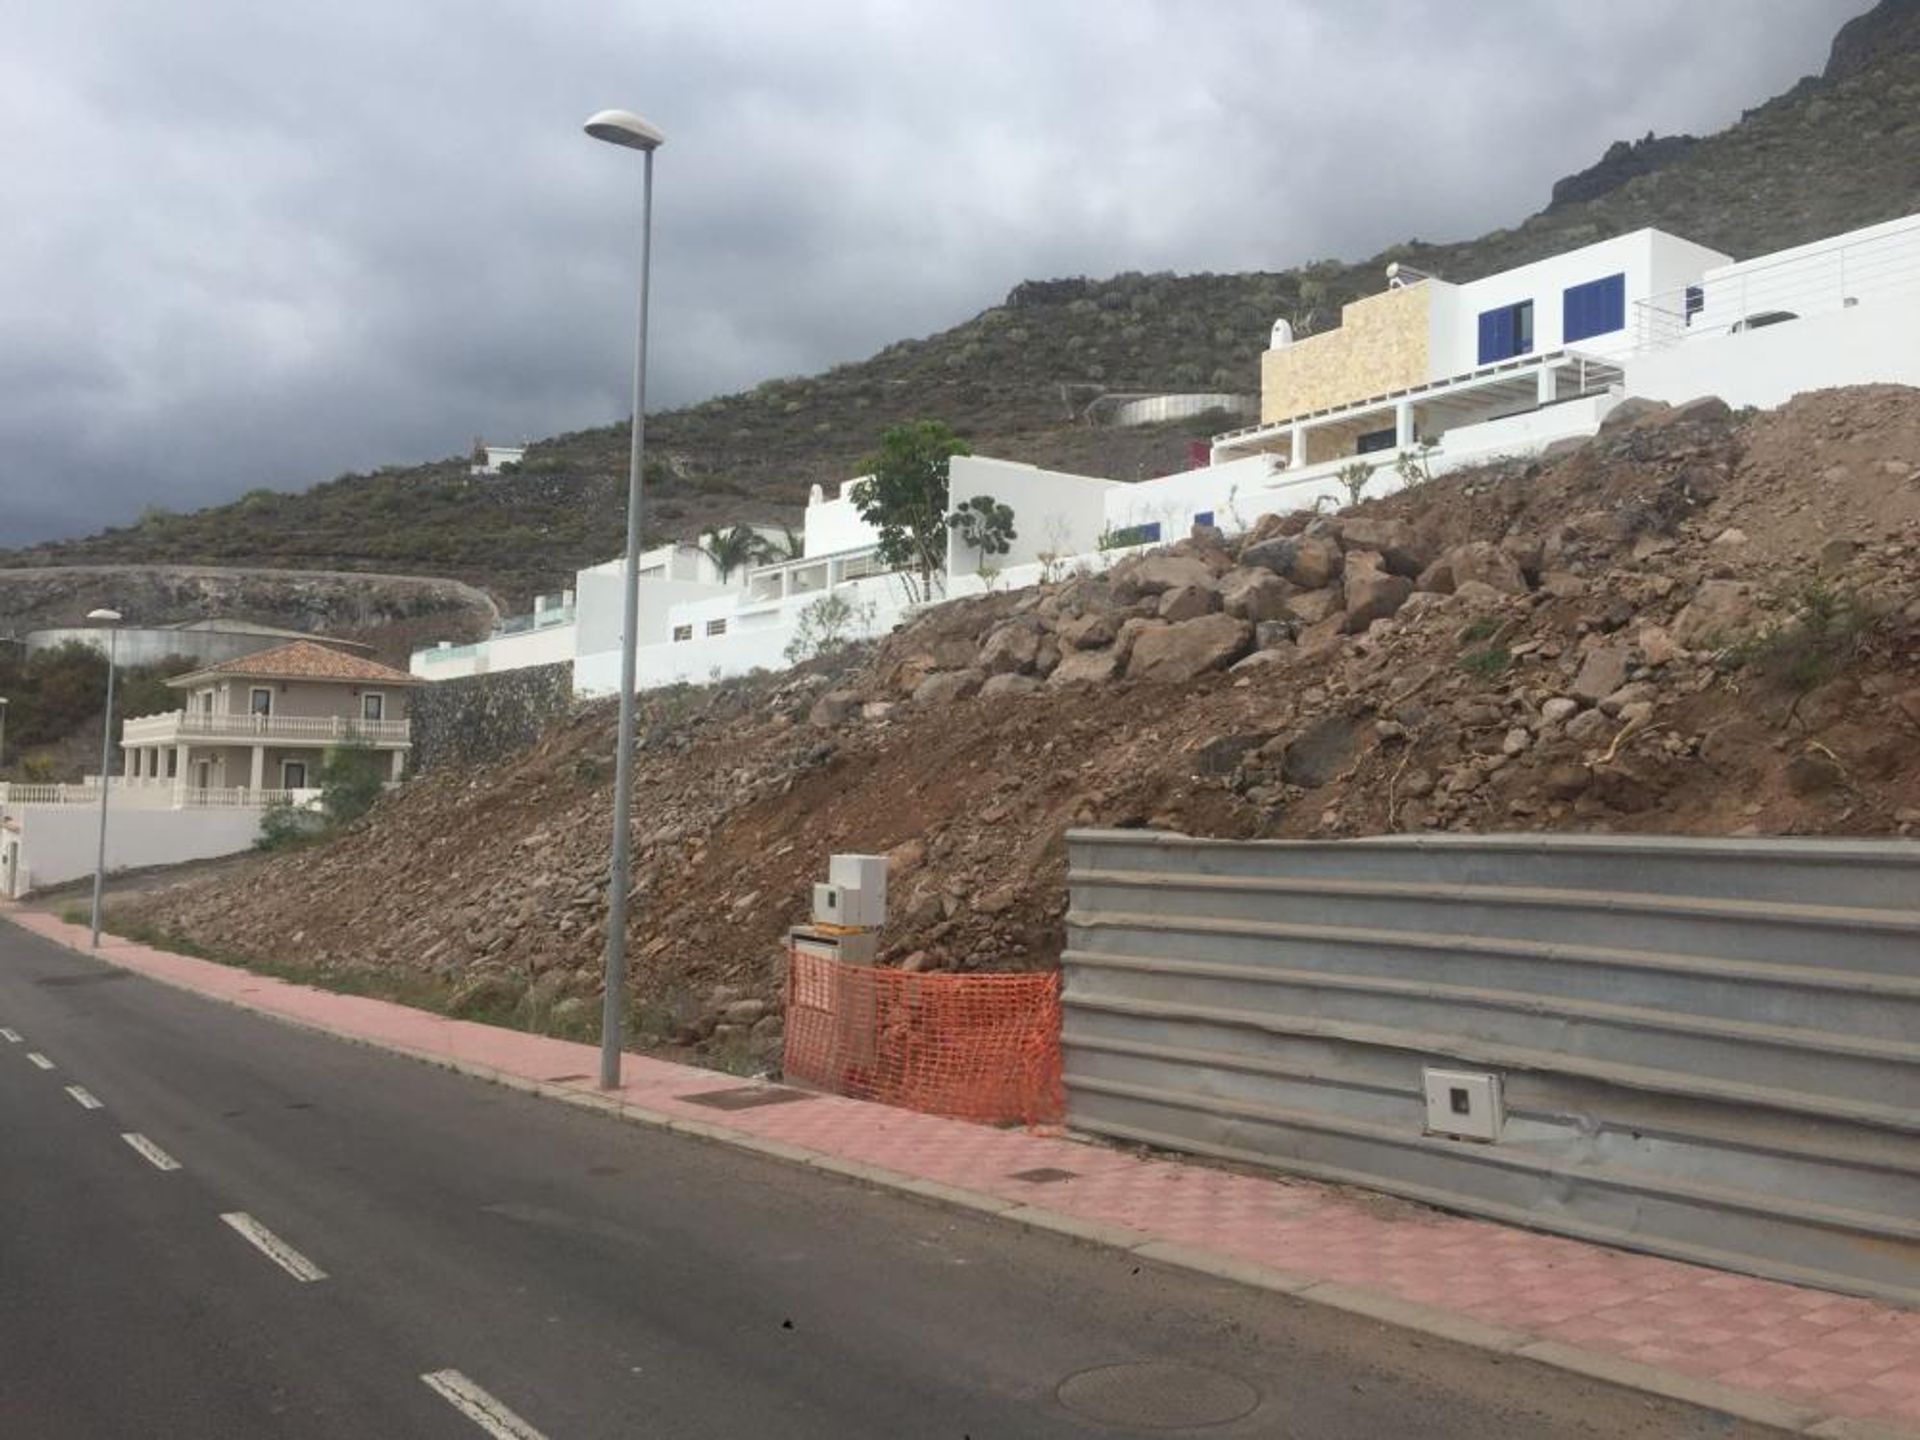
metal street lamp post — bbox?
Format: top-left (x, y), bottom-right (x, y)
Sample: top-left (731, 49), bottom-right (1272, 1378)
top-left (584, 108), bottom-right (665, 1090)
top-left (0, 696), bottom-right (9, 775)
top-left (88, 608), bottom-right (122, 948)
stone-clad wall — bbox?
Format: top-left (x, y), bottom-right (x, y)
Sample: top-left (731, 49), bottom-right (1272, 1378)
top-left (1261, 283), bottom-right (1431, 424)
top-left (409, 662), bottom-right (573, 775)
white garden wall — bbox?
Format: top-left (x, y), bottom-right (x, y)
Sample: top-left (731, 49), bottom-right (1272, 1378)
top-left (5, 803), bottom-right (268, 897)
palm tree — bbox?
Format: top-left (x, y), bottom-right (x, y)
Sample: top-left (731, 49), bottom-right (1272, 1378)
top-left (699, 524), bottom-right (768, 581)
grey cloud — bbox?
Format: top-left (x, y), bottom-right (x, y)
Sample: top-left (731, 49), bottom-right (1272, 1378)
top-left (0, 0), bottom-right (1861, 543)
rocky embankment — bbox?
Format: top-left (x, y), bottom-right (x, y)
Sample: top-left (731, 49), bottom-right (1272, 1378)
top-left (119, 386), bottom-right (1920, 1068)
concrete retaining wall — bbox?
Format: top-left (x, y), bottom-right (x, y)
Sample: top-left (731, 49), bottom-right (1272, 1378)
top-left (1062, 830), bottom-right (1920, 1305)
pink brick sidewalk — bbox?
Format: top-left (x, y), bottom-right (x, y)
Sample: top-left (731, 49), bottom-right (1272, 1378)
top-left (9, 908), bottom-right (1918, 1436)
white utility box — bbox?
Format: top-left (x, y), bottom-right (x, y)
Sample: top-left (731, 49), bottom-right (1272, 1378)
top-left (811, 853), bottom-right (887, 928)
top-left (1422, 1067), bottom-right (1504, 1142)
top-left (788, 924), bottom-right (878, 968)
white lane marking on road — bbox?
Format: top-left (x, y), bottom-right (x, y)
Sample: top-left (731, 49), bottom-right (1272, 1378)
top-left (26, 1052), bottom-right (54, 1070)
top-left (122, 1133), bottom-right (182, 1171)
top-left (0, 1028), bottom-right (20, 1043)
top-left (421, 1371), bottom-right (550, 1440)
top-left (65, 1085), bottom-right (104, 1110)
top-left (218, 1212), bottom-right (327, 1282)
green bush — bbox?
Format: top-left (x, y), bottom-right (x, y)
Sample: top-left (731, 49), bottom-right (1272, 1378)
top-left (318, 740), bottom-right (386, 826)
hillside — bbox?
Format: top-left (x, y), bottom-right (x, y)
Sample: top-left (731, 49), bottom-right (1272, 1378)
top-left (8, 1), bottom-right (1920, 611)
top-left (114, 384), bottom-right (1920, 1066)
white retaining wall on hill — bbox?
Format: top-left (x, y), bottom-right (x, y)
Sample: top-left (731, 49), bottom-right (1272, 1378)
top-left (3, 802), bottom-right (267, 898)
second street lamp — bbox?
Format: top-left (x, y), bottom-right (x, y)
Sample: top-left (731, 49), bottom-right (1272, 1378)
top-left (584, 108), bottom-right (664, 1091)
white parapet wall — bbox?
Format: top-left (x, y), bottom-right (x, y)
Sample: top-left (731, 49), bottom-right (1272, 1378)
top-left (2, 800), bottom-right (270, 898)
top-left (1628, 290), bottom-right (1920, 410)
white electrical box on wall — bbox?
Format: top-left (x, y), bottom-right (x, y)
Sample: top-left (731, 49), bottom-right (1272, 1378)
top-left (1422, 1068), bottom-right (1504, 1142)
top-left (829, 854), bottom-right (887, 917)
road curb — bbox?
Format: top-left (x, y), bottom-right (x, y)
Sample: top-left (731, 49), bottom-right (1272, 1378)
top-left (8, 911), bottom-right (1908, 1440)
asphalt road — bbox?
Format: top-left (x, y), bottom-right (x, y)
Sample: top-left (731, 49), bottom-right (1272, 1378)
top-left (0, 920), bottom-right (1772, 1439)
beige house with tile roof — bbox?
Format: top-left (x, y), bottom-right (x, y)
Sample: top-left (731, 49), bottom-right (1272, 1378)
top-left (119, 640), bottom-right (421, 796)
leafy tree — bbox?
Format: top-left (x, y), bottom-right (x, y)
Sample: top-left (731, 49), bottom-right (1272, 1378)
top-left (783, 592), bottom-right (875, 664)
top-left (699, 524), bottom-right (770, 581)
top-left (852, 419), bottom-right (971, 602)
top-left (946, 495), bottom-right (1017, 561)
top-left (317, 739), bottom-right (386, 826)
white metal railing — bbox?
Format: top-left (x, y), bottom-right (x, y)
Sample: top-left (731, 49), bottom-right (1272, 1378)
top-left (121, 710), bottom-right (410, 745)
top-left (1, 780), bottom-right (319, 811)
top-left (1635, 218), bottom-right (1920, 349)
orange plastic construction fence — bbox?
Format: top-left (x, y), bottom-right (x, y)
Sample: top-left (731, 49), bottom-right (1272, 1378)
top-left (783, 950), bottom-right (1064, 1126)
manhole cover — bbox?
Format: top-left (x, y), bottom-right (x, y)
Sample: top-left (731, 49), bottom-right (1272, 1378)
top-left (1057, 1361), bottom-right (1260, 1430)
top-left (677, 1086), bottom-right (813, 1111)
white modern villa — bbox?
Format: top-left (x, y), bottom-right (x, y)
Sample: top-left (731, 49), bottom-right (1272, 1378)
top-left (410, 209), bottom-right (1920, 699)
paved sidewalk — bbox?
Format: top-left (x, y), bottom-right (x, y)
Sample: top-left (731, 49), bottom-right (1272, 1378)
top-left (8, 908), bottom-right (1918, 1438)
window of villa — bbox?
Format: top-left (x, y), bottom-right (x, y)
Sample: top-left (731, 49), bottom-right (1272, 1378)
top-left (1356, 427), bottom-right (1398, 455)
top-left (250, 687), bottom-right (273, 717)
top-left (1562, 273), bottom-right (1626, 342)
top-left (281, 760), bottom-right (308, 789)
top-left (167, 750), bottom-right (178, 778)
top-left (705, 618), bottom-right (727, 637)
top-left (672, 624), bottom-right (693, 642)
top-left (362, 692), bottom-right (385, 722)
top-left (1476, 300), bottom-right (1534, 363)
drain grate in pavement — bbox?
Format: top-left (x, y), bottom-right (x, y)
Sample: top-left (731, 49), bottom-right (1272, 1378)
top-left (1008, 1167), bottom-right (1080, 1184)
top-left (677, 1086), bottom-right (813, 1111)
top-left (35, 971), bottom-right (131, 988)
top-left (1057, 1361), bottom-right (1260, 1430)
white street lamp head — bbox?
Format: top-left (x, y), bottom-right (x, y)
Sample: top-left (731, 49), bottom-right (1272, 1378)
top-left (86, 608), bottom-right (122, 624)
top-left (584, 109), bottom-right (664, 151)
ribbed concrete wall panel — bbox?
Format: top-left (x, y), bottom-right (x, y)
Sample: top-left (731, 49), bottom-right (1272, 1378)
top-left (1063, 830), bottom-right (1920, 1306)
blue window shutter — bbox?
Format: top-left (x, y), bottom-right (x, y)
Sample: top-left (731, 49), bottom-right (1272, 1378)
top-left (1477, 307), bottom-right (1512, 364)
top-left (1564, 274), bottom-right (1626, 342)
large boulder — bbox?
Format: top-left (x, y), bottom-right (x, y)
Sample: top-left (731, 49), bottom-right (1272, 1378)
top-left (980, 672), bottom-right (1041, 699)
top-left (912, 669), bottom-right (986, 706)
top-left (1241, 534), bottom-right (1343, 590)
top-left (1218, 567), bottom-right (1293, 622)
top-left (1427, 541), bottom-right (1529, 596)
top-left (1124, 613), bottom-right (1252, 683)
top-left (1284, 588), bottom-right (1343, 626)
top-left (1334, 517), bottom-right (1434, 578)
top-left (807, 689), bottom-right (863, 728)
top-left (1343, 572), bottom-right (1413, 632)
top-left (1056, 612), bottom-right (1118, 650)
top-left (1048, 648), bottom-right (1122, 686)
top-left (1157, 583), bottom-right (1220, 622)
top-left (1570, 647), bottom-right (1630, 705)
top-left (1113, 616), bottom-right (1164, 666)
top-left (1671, 579), bottom-right (1764, 647)
top-left (1110, 553), bottom-right (1217, 601)
top-left (977, 622), bottom-right (1041, 676)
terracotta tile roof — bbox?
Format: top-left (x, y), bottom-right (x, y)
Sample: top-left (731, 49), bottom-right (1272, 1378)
top-left (169, 640), bottom-right (422, 688)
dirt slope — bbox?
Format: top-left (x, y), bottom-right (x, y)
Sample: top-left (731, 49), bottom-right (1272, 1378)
top-left (119, 387), bottom-right (1920, 1065)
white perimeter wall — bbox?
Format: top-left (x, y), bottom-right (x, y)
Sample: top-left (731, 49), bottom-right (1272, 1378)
top-left (7, 804), bottom-right (266, 897)
top-left (1690, 213), bottom-right (1920, 337)
top-left (1628, 290), bottom-right (1920, 410)
top-left (947, 455), bottom-right (1121, 578)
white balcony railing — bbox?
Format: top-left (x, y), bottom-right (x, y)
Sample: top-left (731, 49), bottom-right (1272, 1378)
top-left (121, 710), bottom-right (410, 746)
top-left (1, 780), bottom-right (322, 812)
top-left (1635, 218), bottom-right (1920, 349)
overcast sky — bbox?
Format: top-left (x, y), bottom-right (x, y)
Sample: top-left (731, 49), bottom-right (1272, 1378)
top-left (0, 0), bottom-right (1861, 545)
